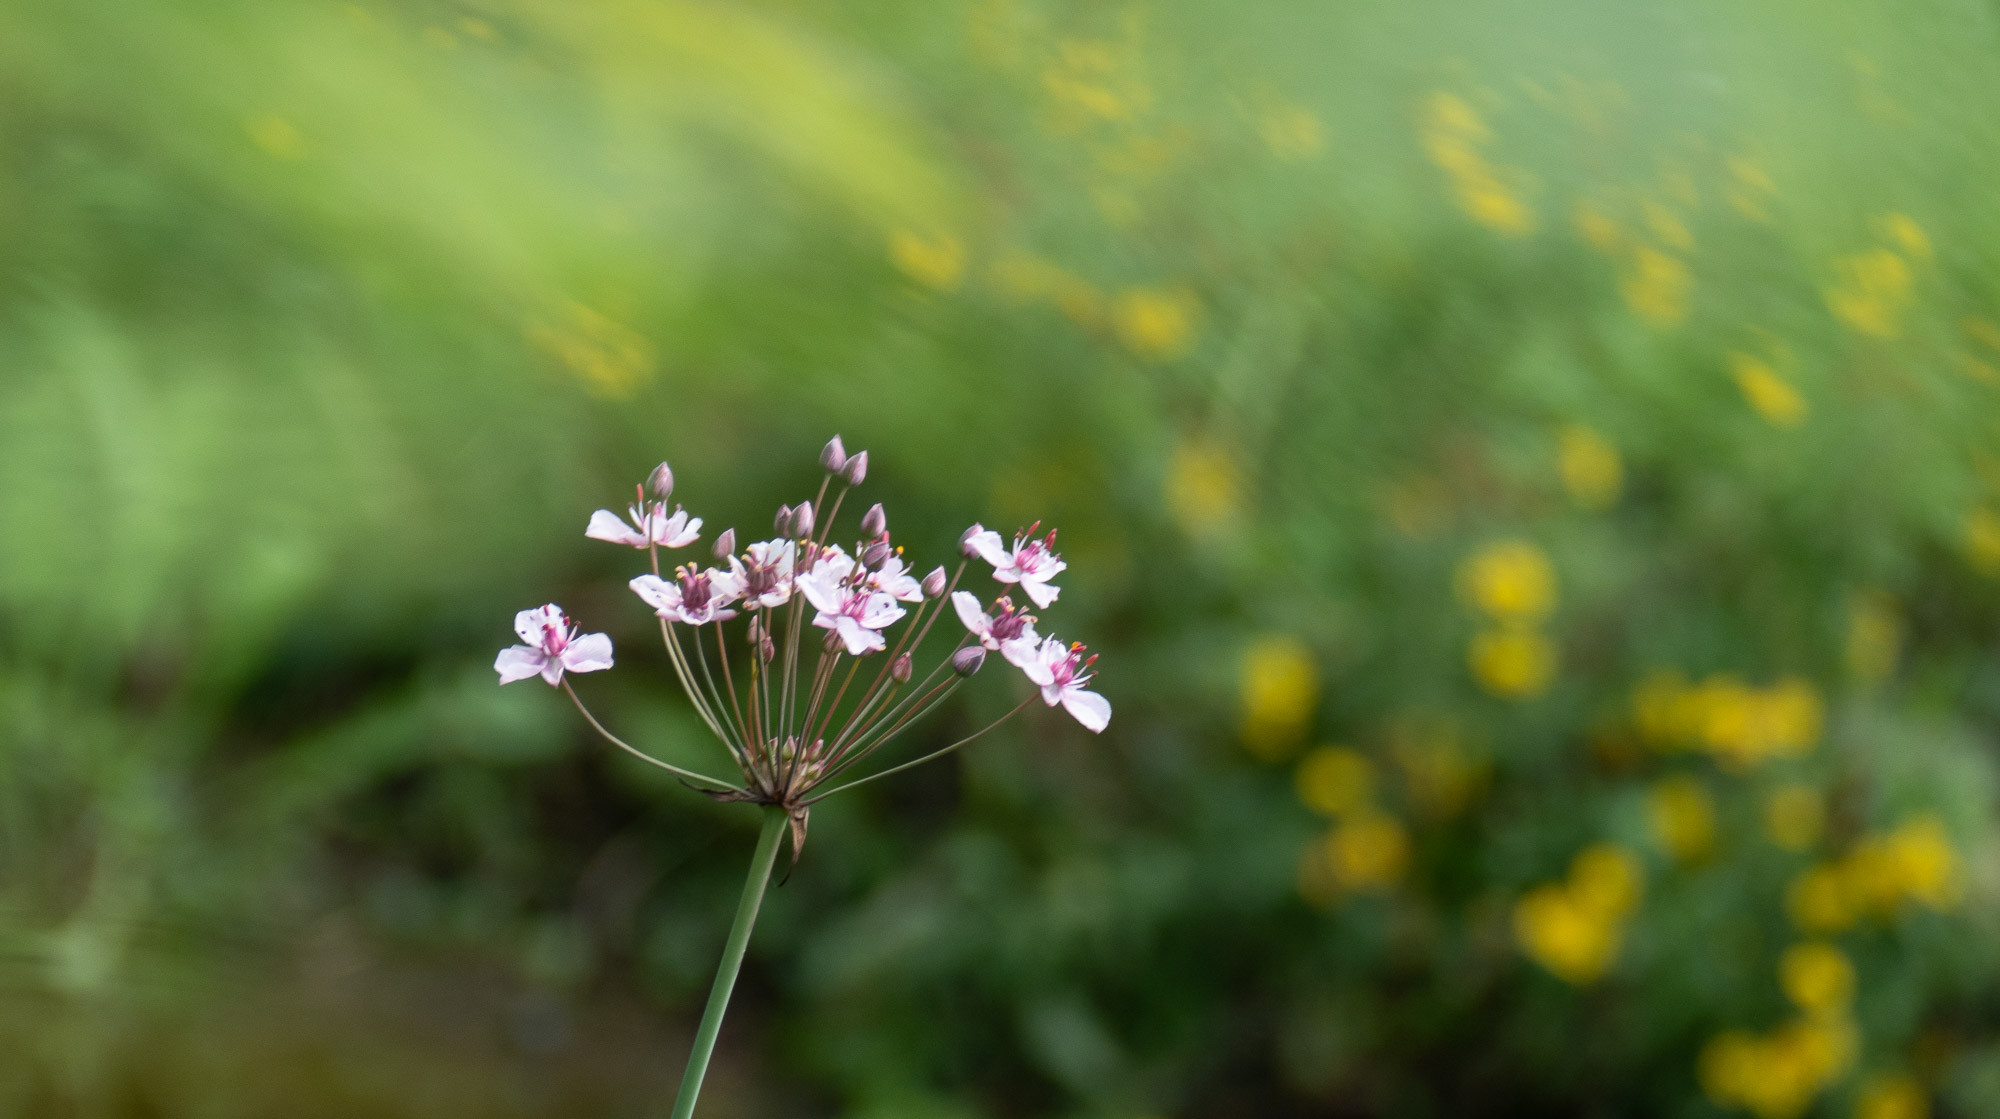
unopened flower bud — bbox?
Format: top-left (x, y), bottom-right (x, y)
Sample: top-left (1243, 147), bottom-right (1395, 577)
top-left (823, 629), bottom-right (842, 652)
top-left (951, 646), bottom-right (987, 677)
top-left (712, 528), bottom-right (736, 560)
top-left (959, 525), bottom-right (981, 557)
top-left (859, 502), bottom-right (887, 538)
top-left (862, 539), bottom-right (893, 570)
top-left (790, 502), bottom-right (815, 539)
top-left (820, 435), bottom-right (848, 473)
top-left (890, 652), bottom-right (913, 683)
top-left (838, 450), bottom-right (868, 486)
top-left (647, 462), bottom-right (674, 500)
top-left (921, 566), bottom-right (947, 599)
top-left (759, 634), bottom-right (776, 663)
top-left (774, 504), bottom-right (793, 535)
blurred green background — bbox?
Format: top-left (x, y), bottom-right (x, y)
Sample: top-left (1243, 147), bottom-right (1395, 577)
top-left (5, 0), bottom-right (2000, 1116)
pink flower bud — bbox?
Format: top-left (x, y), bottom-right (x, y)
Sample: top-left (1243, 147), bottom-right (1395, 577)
top-left (820, 435), bottom-right (848, 473)
top-left (647, 462), bottom-right (674, 500)
top-left (791, 502), bottom-right (816, 539)
top-left (774, 504), bottom-right (793, 535)
top-left (959, 525), bottom-right (981, 557)
top-left (890, 652), bottom-right (913, 683)
top-left (823, 629), bottom-right (843, 653)
top-left (760, 634), bottom-right (777, 662)
top-left (862, 539), bottom-right (893, 569)
top-left (921, 566), bottom-right (947, 599)
top-left (712, 528), bottom-right (736, 560)
top-left (838, 450), bottom-right (868, 486)
top-left (951, 646), bottom-right (986, 677)
top-left (860, 502), bottom-right (887, 538)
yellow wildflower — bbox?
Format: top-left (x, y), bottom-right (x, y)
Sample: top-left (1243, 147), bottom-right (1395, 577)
top-left (1457, 173), bottom-right (1537, 236)
top-left (1643, 199), bottom-right (1694, 251)
top-left (1876, 213), bottom-right (1932, 261)
top-left (1424, 92), bottom-right (1489, 140)
top-left (1633, 670), bottom-right (1701, 747)
top-left (1112, 287), bottom-right (1198, 361)
top-left (1457, 539), bottom-right (1557, 622)
top-left (1513, 884), bottom-right (1622, 984)
top-left (1240, 636), bottom-right (1318, 761)
top-left (1964, 507), bottom-right (2000, 576)
top-left (1884, 816), bottom-right (1961, 911)
top-left (888, 230), bottom-right (966, 291)
top-left (1558, 424), bottom-right (1624, 510)
top-left (1731, 352), bottom-right (1808, 428)
top-left (1295, 747), bottom-right (1374, 818)
top-left (1765, 785), bottom-right (1826, 852)
top-left (1788, 863), bottom-right (1856, 932)
top-left (1846, 590), bottom-right (1902, 684)
top-left (1726, 155), bottom-right (1777, 222)
top-left (1648, 775), bottom-right (1717, 863)
top-left (1468, 628), bottom-right (1557, 700)
top-left (527, 302), bottom-right (653, 399)
top-left (1165, 437), bottom-right (1240, 537)
top-left (1701, 1018), bottom-right (1857, 1119)
top-left (1042, 36), bottom-right (1149, 124)
top-left (1569, 843), bottom-right (1644, 918)
top-left (1779, 942), bottom-right (1855, 1018)
top-left (1326, 811), bottom-right (1410, 891)
top-left (1573, 202), bottom-right (1622, 254)
top-left (1855, 1073), bottom-right (1928, 1119)
top-left (1621, 246), bottom-right (1692, 326)
top-left (1256, 98), bottom-right (1325, 160)
top-left (1825, 249), bottom-right (1913, 339)
top-left (245, 115), bottom-right (307, 161)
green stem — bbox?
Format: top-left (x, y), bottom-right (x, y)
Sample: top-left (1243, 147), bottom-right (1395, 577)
top-left (669, 807), bottom-right (787, 1119)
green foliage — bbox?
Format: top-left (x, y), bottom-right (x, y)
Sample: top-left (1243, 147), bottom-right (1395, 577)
top-left (4, 0), bottom-right (2000, 1116)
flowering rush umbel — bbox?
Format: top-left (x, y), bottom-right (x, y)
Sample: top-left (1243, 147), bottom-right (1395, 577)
top-left (493, 437), bottom-right (1108, 1118)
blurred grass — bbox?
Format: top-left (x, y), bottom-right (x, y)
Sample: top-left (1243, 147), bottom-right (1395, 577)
top-left (5, 0), bottom-right (2000, 1116)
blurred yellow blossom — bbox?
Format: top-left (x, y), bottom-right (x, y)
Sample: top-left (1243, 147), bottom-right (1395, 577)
top-left (1788, 863), bottom-right (1858, 933)
top-left (1642, 199), bottom-right (1694, 251)
top-left (1326, 811), bottom-right (1410, 891)
top-left (1855, 1073), bottom-right (1928, 1119)
top-left (1457, 539), bottom-right (1557, 622)
top-left (1779, 942), bottom-right (1854, 1017)
top-left (1825, 248), bottom-right (1914, 339)
top-left (888, 230), bottom-right (966, 291)
top-left (1875, 213), bottom-right (1932, 261)
top-left (1295, 747), bottom-right (1374, 818)
top-left (1113, 287), bottom-right (1198, 360)
top-left (1468, 628), bottom-right (1557, 700)
top-left (1253, 93), bottom-right (1324, 160)
top-left (1390, 716), bottom-right (1488, 819)
top-left (1420, 91), bottom-right (1536, 235)
top-left (1165, 437), bottom-right (1240, 536)
top-left (1621, 246), bottom-right (1692, 326)
top-left (1558, 424), bottom-right (1624, 510)
top-left (1731, 352), bottom-right (1808, 428)
top-left (1042, 35), bottom-right (1150, 126)
top-left (1845, 589), bottom-right (1902, 684)
top-left (1572, 202), bottom-right (1623, 254)
top-left (1633, 672), bottom-right (1821, 769)
top-left (1765, 785), bottom-right (1827, 852)
top-left (1726, 155), bottom-right (1777, 222)
top-left (1241, 636), bottom-right (1318, 761)
top-left (1700, 1018), bottom-right (1857, 1119)
top-left (1787, 816), bottom-right (1961, 931)
top-left (527, 302), bottom-right (653, 398)
top-left (1963, 507), bottom-right (2000, 576)
top-left (1513, 844), bottom-right (1643, 984)
top-left (1648, 775), bottom-right (1717, 863)
top-left (246, 114), bottom-right (307, 161)
top-left (1884, 816), bottom-right (1962, 910)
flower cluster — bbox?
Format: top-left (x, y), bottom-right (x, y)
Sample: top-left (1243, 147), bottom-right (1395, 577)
top-left (493, 437), bottom-right (1109, 857)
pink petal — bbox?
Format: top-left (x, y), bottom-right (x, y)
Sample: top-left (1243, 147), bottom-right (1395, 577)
top-left (952, 591), bottom-right (990, 638)
top-left (586, 510), bottom-right (647, 547)
top-left (835, 616), bottom-right (885, 656)
top-left (562, 632), bottom-right (614, 674)
top-left (1060, 688), bottom-right (1111, 733)
top-left (539, 658), bottom-right (566, 685)
top-left (629, 574), bottom-right (679, 615)
top-left (966, 529), bottom-right (1009, 569)
top-left (495, 645), bottom-right (548, 685)
top-left (514, 604), bottom-right (562, 646)
top-left (1020, 579), bottom-right (1060, 609)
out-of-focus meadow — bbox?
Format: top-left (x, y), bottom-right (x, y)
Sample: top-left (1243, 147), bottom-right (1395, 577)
top-left (5, 0), bottom-right (2000, 1115)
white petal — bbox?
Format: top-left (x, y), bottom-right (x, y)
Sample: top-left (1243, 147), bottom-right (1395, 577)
top-left (562, 632), bottom-right (614, 674)
top-left (539, 657), bottom-right (566, 685)
top-left (586, 510), bottom-right (647, 547)
top-left (1060, 688), bottom-right (1111, 733)
top-left (952, 591), bottom-right (991, 638)
top-left (515, 604), bottom-right (563, 646)
top-left (1020, 579), bottom-right (1060, 609)
top-left (796, 571), bottom-right (846, 615)
top-left (1040, 682), bottom-right (1062, 705)
top-left (856, 592), bottom-right (906, 630)
top-left (999, 635), bottom-right (1041, 669)
top-left (495, 645), bottom-right (548, 685)
top-left (661, 514), bottom-right (703, 549)
top-left (967, 529), bottom-right (1009, 568)
top-left (629, 574), bottom-right (679, 614)
top-left (836, 616), bottom-right (885, 656)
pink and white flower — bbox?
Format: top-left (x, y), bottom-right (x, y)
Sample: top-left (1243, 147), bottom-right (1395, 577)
top-left (797, 548), bottom-right (906, 655)
top-left (631, 566), bottom-right (744, 626)
top-left (587, 503), bottom-right (702, 550)
top-left (951, 591), bottom-right (1043, 669)
top-left (963, 522), bottom-right (1065, 608)
top-left (495, 604), bottom-right (614, 686)
top-left (1019, 636), bottom-right (1110, 733)
top-left (866, 551), bottom-right (925, 603)
top-left (729, 538), bottom-right (798, 609)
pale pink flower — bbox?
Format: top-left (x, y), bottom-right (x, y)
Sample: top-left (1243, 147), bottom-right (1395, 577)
top-left (866, 551), bottom-right (925, 603)
top-left (587, 503), bottom-right (702, 549)
top-left (1019, 636), bottom-right (1110, 733)
top-left (797, 548), bottom-right (906, 655)
top-left (951, 591), bottom-right (1042, 669)
top-left (729, 538), bottom-right (798, 609)
top-left (631, 566), bottom-right (744, 626)
top-left (963, 523), bottom-right (1065, 608)
top-left (496, 604), bottom-right (614, 686)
